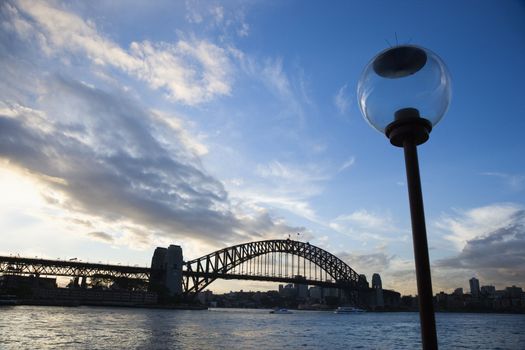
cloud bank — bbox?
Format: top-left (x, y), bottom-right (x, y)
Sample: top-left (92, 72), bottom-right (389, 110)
top-left (0, 0), bottom-right (303, 250)
top-left (7, 0), bottom-right (233, 105)
top-left (435, 207), bottom-right (525, 288)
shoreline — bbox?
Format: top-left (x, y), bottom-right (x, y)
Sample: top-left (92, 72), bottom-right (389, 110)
top-left (5, 302), bottom-right (524, 315)
top-left (9, 299), bottom-right (208, 310)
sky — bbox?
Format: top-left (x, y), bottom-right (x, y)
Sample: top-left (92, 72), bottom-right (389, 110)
top-left (1, 0), bottom-right (524, 295)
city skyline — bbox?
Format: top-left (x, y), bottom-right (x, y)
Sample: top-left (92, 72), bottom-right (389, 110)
top-left (1, 0), bottom-right (525, 295)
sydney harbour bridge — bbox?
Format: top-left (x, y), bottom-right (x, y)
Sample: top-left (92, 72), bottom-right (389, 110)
top-left (0, 239), bottom-right (369, 301)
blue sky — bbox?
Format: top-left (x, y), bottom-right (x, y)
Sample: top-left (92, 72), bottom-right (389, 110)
top-left (1, 0), bottom-right (524, 295)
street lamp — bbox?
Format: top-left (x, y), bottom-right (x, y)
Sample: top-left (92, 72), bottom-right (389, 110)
top-left (357, 45), bottom-right (451, 350)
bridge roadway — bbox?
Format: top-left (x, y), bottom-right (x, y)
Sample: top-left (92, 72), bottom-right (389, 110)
top-left (184, 271), bottom-right (355, 289)
top-left (0, 255), bottom-right (350, 289)
top-left (1, 239), bottom-right (365, 298)
top-left (0, 255), bottom-right (152, 280)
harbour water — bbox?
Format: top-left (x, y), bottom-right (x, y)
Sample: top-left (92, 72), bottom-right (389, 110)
top-left (0, 306), bottom-right (524, 349)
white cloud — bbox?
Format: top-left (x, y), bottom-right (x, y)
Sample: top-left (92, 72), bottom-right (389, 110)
top-left (435, 207), bottom-right (525, 291)
top-left (435, 203), bottom-right (523, 250)
top-left (1, 1), bottom-right (312, 257)
top-left (233, 190), bottom-right (318, 222)
top-left (482, 172), bottom-right (525, 191)
top-left (312, 143), bottom-right (327, 154)
top-left (256, 160), bottom-right (328, 183)
top-left (338, 156), bottom-right (355, 172)
top-left (237, 22), bottom-right (250, 37)
top-left (239, 160), bottom-right (334, 221)
top-left (334, 83), bottom-right (351, 115)
top-left (329, 209), bottom-right (408, 246)
top-left (332, 209), bottom-right (396, 233)
top-left (13, 0), bottom-right (234, 105)
top-left (87, 231), bottom-right (114, 243)
top-left (150, 109), bottom-right (209, 157)
top-left (185, 0), bottom-right (203, 24)
top-left (260, 57), bottom-right (292, 98)
top-left (221, 159), bottom-right (337, 224)
top-left (337, 250), bottom-right (416, 294)
top-left (239, 55), bottom-right (306, 122)
top-left (0, 74), bottom-right (304, 250)
top-left (210, 5), bottom-right (224, 24)
top-left (183, 0), bottom-right (249, 38)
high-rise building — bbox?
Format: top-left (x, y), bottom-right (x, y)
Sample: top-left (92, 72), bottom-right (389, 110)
top-left (505, 286), bottom-right (523, 299)
top-left (453, 288), bottom-right (463, 296)
top-left (279, 283), bottom-right (297, 298)
top-left (469, 277), bottom-right (480, 297)
top-left (480, 285), bottom-right (496, 297)
top-left (371, 273), bottom-right (384, 307)
top-left (294, 275), bottom-right (309, 299)
top-left (372, 273), bottom-right (382, 289)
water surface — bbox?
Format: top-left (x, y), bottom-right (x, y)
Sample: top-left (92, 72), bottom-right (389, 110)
top-left (0, 306), bottom-right (524, 349)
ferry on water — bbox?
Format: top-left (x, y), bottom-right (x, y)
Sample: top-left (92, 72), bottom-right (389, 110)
top-left (334, 306), bottom-right (366, 314)
top-left (270, 308), bottom-right (293, 314)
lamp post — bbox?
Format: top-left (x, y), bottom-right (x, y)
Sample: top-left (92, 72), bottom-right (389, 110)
top-left (357, 45), bottom-right (451, 350)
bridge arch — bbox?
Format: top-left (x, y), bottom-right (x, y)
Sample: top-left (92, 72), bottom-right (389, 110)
top-left (183, 239), bottom-right (362, 295)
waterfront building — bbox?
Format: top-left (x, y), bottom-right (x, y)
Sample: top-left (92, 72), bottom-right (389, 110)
top-left (480, 285), bottom-right (496, 297)
top-left (0, 274), bottom-right (57, 290)
top-left (323, 285), bottom-right (338, 298)
top-left (371, 273), bottom-right (384, 308)
top-left (279, 283), bottom-right (297, 298)
top-left (197, 290), bottom-right (213, 305)
top-left (293, 275), bottom-right (308, 299)
top-left (469, 277), bottom-right (480, 297)
top-left (308, 286), bottom-right (322, 300)
top-left (505, 286), bottom-right (523, 298)
top-left (372, 273), bottom-right (382, 289)
top-left (382, 289), bottom-right (401, 308)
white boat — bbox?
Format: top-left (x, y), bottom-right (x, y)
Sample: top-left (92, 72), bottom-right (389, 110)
top-left (334, 306), bottom-right (365, 314)
top-left (270, 308), bottom-right (293, 314)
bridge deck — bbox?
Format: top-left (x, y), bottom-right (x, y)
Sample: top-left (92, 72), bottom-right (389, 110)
top-left (0, 256), bottom-right (151, 279)
top-left (185, 271), bottom-right (351, 288)
top-left (0, 256), bottom-right (349, 288)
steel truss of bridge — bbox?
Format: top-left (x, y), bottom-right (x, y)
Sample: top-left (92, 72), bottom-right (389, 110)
top-left (0, 256), bottom-right (151, 280)
top-left (1, 239), bottom-right (367, 297)
top-left (183, 239), bottom-right (364, 295)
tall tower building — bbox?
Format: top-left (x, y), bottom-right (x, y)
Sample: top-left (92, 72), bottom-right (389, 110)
top-left (372, 273), bottom-right (384, 307)
top-left (469, 277), bottom-right (480, 297)
top-left (372, 273), bottom-right (383, 289)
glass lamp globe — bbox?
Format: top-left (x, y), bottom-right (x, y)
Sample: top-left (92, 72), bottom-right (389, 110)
top-left (357, 45), bottom-right (451, 133)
